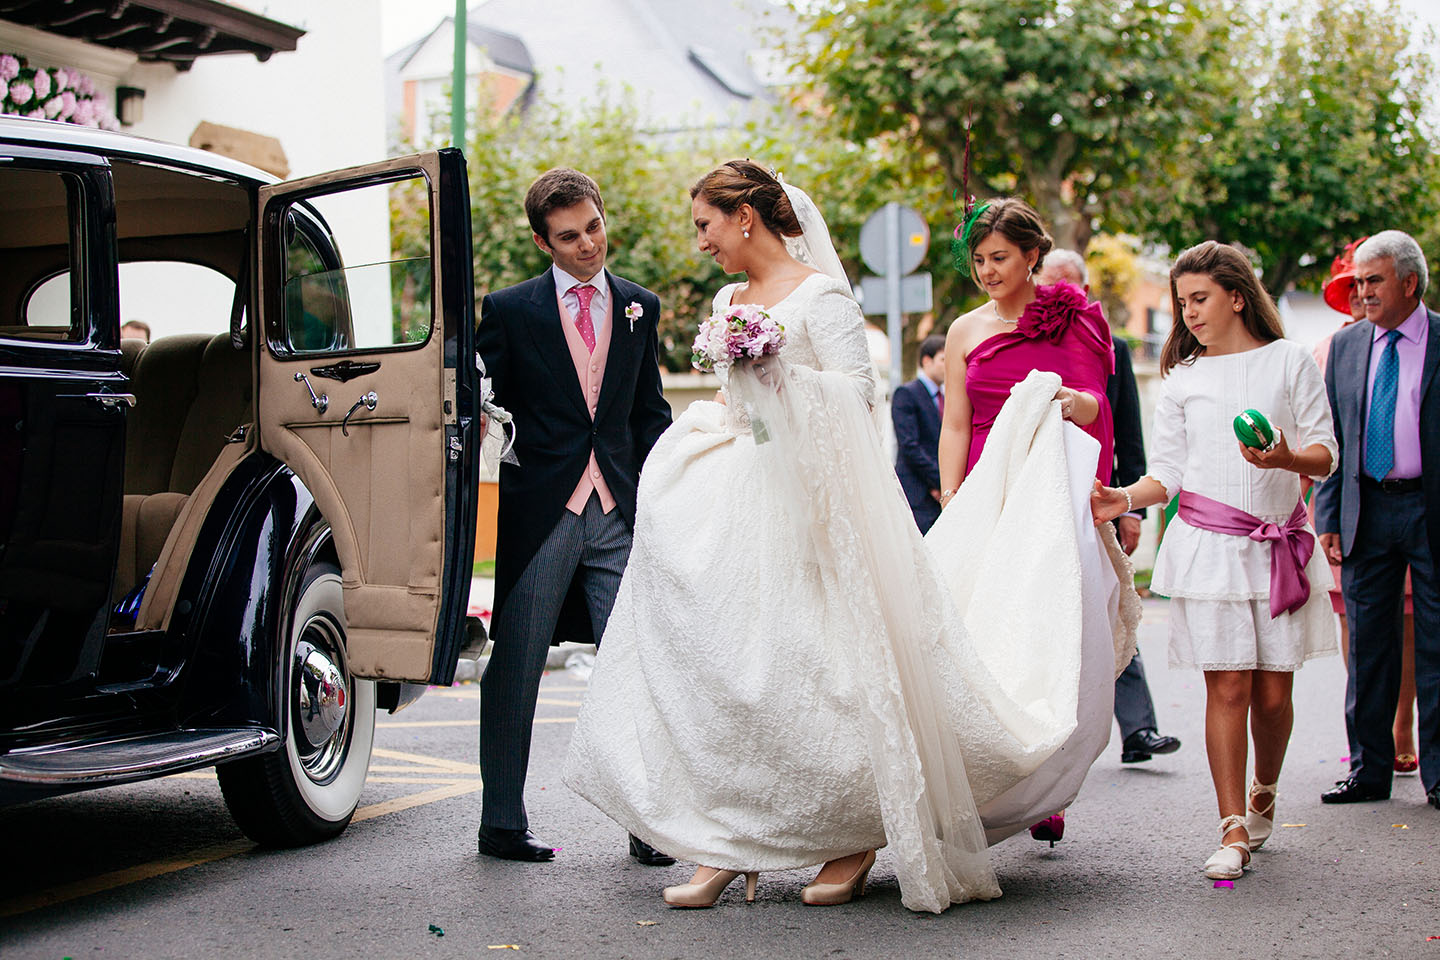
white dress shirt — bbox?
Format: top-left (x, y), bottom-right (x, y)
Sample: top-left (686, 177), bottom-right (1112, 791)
top-left (553, 265), bottom-right (609, 338)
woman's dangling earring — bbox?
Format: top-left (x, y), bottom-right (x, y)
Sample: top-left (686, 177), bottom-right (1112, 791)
top-left (1026, 265), bottom-right (1034, 282)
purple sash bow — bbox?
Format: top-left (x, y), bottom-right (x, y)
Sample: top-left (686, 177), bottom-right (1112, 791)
top-left (1176, 491), bottom-right (1314, 619)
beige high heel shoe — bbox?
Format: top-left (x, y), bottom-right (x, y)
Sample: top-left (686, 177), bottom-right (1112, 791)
top-left (1203, 814), bottom-right (1251, 880)
top-left (1245, 779), bottom-right (1277, 851)
top-left (662, 867), bottom-right (758, 908)
top-left (801, 850), bottom-right (876, 906)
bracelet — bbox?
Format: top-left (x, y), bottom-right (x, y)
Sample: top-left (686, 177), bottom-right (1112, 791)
top-left (941, 488), bottom-right (957, 501)
top-left (1121, 486), bottom-right (1134, 513)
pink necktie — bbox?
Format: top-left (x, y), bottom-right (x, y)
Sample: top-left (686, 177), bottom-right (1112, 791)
top-left (571, 284), bottom-right (596, 353)
top-left (936, 390), bottom-right (945, 419)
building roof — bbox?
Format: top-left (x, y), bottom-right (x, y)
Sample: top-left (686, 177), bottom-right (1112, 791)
top-left (389, 16), bottom-right (533, 77)
top-left (385, 0), bottom-right (789, 134)
top-left (0, 0), bottom-right (305, 71)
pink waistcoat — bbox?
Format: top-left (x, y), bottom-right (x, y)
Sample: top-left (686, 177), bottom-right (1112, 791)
top-left (557, 291), bottom-right (618, 515)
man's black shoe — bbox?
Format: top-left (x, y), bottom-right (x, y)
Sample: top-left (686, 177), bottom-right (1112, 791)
top-left (1121, 729), bottom-right (1182, 764)
top-left (629, 834), bottom-right (676, 866)
top-left (477, 826), bottom-right (555, 862)
top-left (1427, 784), bottom-right (1440, 810)
top-left (1320, 777), bottom-right (1390, 804)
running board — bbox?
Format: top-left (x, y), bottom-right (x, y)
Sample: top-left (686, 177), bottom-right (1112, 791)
top-left (0, 728), bottom-right (281, 786)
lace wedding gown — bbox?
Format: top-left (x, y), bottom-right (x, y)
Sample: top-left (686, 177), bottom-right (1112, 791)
top-left (563, 274), bottom-right (1137, 912)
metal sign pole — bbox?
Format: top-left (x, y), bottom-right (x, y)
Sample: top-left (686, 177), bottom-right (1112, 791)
top-left (884, 202), bottom-right (902, 394)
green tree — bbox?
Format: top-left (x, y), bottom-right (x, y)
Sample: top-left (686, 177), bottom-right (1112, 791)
top-left (794, 0), bottom-right (1235, 252)
top-left (1126, 0), bottom-right (1440, 297)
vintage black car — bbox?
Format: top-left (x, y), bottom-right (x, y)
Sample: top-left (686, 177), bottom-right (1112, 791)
top-left (0, 117), bottom-right (479, 845)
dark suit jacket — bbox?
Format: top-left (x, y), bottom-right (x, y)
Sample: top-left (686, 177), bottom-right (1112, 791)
top-left (892, 377), bottom-right (942, 530)
top-left (1314, 309), bottom-right (1440, 563)
top-left (1106, 336), bottom-right (1148, 519)
top-left (477, 267), bottom-right (672, 641)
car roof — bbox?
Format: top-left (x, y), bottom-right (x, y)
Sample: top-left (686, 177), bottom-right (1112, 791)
top-left (0, 116), bottom-right (279, 185)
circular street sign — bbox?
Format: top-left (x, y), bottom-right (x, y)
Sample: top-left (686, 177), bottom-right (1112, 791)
top-left (859, 202), bottom-right (929, 276)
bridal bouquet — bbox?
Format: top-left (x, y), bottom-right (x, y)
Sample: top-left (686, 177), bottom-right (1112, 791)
top-left (690, 304), bottom-right (785, 371)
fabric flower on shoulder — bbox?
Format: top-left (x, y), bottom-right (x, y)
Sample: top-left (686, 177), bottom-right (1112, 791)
top-left (1016, 281), bottom-right (1090, 342)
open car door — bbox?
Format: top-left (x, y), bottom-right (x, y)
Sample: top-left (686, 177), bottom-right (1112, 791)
top-left (255, 150), bottom-right (477, 683)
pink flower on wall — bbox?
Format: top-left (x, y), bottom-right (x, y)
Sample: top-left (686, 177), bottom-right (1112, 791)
top-left (1, 54), bottom-right (118, 128)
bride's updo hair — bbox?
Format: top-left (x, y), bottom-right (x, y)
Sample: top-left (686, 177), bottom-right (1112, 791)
top-left (965, 197), bottom-right (1053, 280)
top-left (690, 160), bottom-right (803, 239)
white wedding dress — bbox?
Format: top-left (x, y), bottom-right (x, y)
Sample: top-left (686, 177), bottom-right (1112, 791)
top-left (563, 268), bottom-right (1140, 912)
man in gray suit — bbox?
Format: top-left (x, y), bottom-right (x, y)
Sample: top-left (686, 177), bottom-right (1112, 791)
top-left (1315, 230), bottom-right (1440, 810)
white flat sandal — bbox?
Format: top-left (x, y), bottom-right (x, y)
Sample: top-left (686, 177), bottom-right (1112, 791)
top-left (1246, 779), bottom-right (1277, 851)
top-left (1203, 814), bottom-right (1251, 880)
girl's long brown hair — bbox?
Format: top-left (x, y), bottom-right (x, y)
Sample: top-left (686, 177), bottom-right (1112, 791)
top-left (1161, 241), bottom-right (1284, 374)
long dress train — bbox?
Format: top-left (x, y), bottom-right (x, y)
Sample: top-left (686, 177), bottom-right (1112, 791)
top-left (563, 276), bottom-right (1138, 911)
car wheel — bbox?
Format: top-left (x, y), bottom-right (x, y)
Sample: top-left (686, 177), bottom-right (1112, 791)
top-left (217, 560), bottom-right (375, 846)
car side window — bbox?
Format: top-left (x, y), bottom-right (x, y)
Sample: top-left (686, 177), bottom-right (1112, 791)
top-left (273, 174), bottom-right (432, 357)
top-left (3, 168), bottom-right (85, 343)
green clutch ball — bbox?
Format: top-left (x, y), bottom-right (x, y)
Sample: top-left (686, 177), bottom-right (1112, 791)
top-left (1233, 409), bottom-right (1275, 450)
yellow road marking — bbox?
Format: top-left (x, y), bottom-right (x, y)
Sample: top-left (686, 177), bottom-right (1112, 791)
top-left (351, 780), bottom-right (482, 822)
top-left (378, 717), bottom-right (576, 728)
top-left (1, 753), bottom-right (485, 917)
top-left (0, 839), bottom-right (255, 918)
top-left (371, 746), bottom-right (481, 774)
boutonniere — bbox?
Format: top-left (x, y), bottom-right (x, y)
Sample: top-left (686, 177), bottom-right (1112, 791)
top-left (625, 301), bottom-right (643, 333)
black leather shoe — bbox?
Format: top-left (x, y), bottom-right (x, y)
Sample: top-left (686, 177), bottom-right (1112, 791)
top-left (1121, 729), bottom-right (1182, 764)
top-left (1320, 777), bottom-right (1390, 804)
top-left (629, 834), bottom-right (676, 866)
top-left (477, 826), bottom-right (555, 862)
top-left (1427, 784), bottom-right (1440, 810)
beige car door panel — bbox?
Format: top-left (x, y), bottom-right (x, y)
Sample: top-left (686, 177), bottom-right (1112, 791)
top-left (255, 151), bottom-right (475, 682)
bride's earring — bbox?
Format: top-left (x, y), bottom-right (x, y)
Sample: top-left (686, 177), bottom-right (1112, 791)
top-left (743, 230), bottom-right (750, 239)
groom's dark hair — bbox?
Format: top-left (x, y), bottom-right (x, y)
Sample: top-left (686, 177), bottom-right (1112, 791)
top-left (525, 168), bottom-right (606, 242)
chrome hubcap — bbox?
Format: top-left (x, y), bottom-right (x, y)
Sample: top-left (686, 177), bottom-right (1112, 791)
top-left (292, 612), bottom-right (351, 783)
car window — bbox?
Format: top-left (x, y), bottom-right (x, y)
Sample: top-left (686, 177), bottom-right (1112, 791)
top-left (2, 168), bottom-right (84, 343)
top-left (30, 261), bottom-right (236, 343)
top-left (274, 173), bottom-right (432, 357)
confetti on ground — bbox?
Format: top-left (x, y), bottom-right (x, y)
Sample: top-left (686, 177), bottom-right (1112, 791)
top-left (428, 925), bottom-right (444, 937)
top-left (1340, 755), bottom-right (1350, 762)
top-left (1393, 824), bottom-right (1410, 829)
top-left (636, 920), bottom-right (659, 926)
top-left (1213, 880), bottom-right (1235, 889)
top-left (1428, 936), bottom-right (1440, 941)
top-left (1281, 823), bottom-right (1307, 828)
top-left (488, 947), bottom-right (521, 951)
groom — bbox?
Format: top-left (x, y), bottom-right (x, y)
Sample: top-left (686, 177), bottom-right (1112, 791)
top-left (475, 168), bottom-right (673, 862)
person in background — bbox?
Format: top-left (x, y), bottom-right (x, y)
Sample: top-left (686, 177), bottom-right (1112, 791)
top-left (1313, 239), bottom-right (1420, 777)
top-left (893, 334), bottom-right (948, 532)
top-left (121, 319), bottom-right (151, 343)
top-left (1315, 230), bottom-right (1440, 812)
top-left (1040, 250), bottom-right (1182, 768)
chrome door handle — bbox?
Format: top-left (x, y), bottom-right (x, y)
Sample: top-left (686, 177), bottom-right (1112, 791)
top-left (293, 372), bottom-right (328, 414)
top-left (87, 392), bottom-right (136, 408)
top-left (341, 391), bottom-right (378, 437)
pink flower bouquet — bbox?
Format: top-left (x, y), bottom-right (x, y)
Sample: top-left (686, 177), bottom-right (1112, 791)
top-left (691, 303), bottom-right (786, 372)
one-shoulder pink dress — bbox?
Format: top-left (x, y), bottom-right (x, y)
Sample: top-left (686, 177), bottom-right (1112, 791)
top-left (964, 282), bottom-right (1116, 483)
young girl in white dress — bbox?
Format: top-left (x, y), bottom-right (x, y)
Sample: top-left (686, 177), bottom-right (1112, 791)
top-left (1092, 240), bottom-right (1338, 881)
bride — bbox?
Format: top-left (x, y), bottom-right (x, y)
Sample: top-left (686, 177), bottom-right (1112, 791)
top-left (563, 161), bottom-right (1135, 913)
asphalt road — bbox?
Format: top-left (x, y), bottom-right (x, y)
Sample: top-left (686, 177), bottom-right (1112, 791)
top-left (1, 598), bottom-right (1436, 959)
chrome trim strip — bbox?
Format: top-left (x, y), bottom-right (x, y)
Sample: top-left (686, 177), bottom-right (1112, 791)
top-left (0, 729), bottom-right (280, 785)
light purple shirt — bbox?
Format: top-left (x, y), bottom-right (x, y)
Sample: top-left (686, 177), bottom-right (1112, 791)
top-left (1364, 301), bottom-right (1428, 479)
